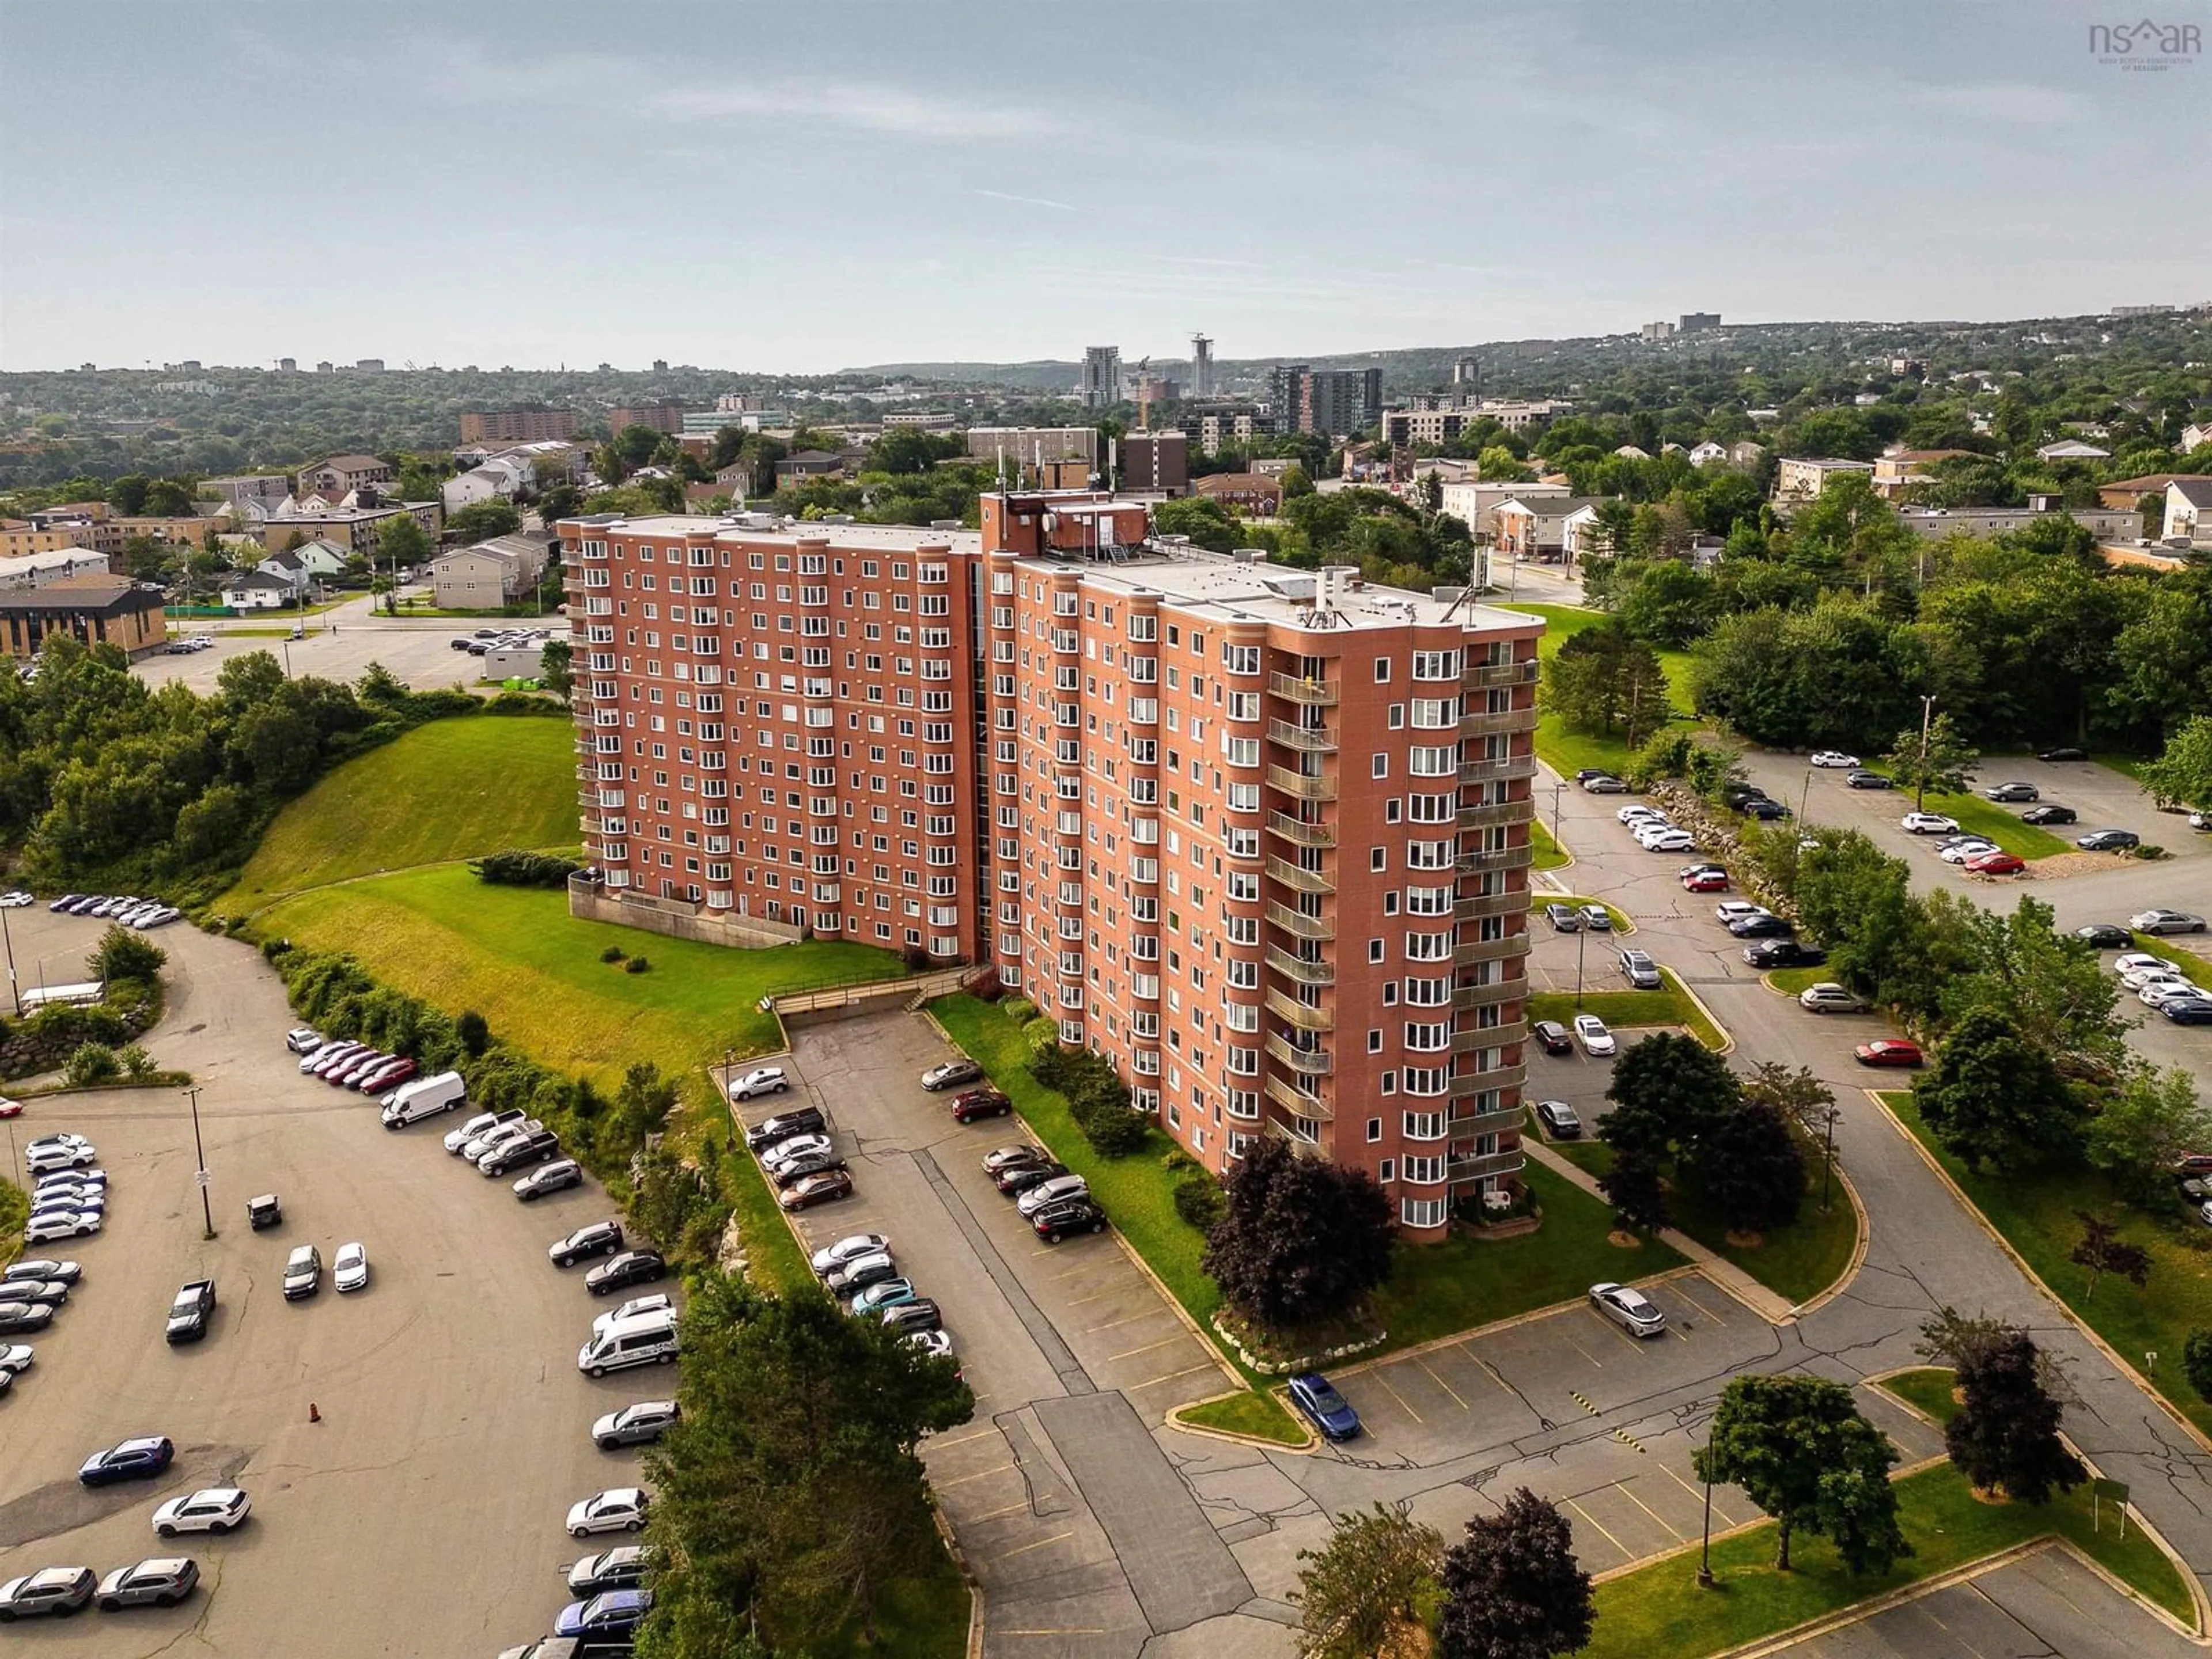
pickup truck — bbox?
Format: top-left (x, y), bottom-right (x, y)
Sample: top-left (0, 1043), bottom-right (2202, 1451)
top-left (480, 1128), bottom-right (560, 1176)
top-left (165, 1279), bottom-right (216, 1344)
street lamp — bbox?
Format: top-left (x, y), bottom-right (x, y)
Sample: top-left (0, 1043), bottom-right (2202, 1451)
top-left (1915, 694), bottom-right (1937, 810)
top-left (0, 899), bottom-right (20, 1017)
top-left (1697, 1434), bottom-right (1717, 1588)
top-left (1550, 779), bottom-right (1566, 850)
top-left (1574, 919), bottom-right (1589, 1011)
top-left (282, 641), bottom-right (293, 679)
top-left (1819, 1104), bottom-right (1843, 1214)
top-left (185, 1084), bottom-right (215, 1240)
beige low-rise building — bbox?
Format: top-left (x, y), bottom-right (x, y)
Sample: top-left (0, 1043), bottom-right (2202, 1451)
top-left (427, 535), bottom-right (550, 609)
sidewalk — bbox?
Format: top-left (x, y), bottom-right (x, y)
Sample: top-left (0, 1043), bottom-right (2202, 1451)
top-left (1522, 1139), bottom-right (1798, 1324)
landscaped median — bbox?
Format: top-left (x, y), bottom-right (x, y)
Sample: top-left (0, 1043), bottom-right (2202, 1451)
top-left (1529, 969), bottom-right (1726, 1051)
top-left (1879, 1090), bottom-right (2212, 1440)
top-left (928, 992), bottom-right (1683, 1373)
top-left (1916, 790), bottom-right (2074, 860)
top-left (1531, 819), bottom-right (1571, 870)
top-left (1168, 1387), bottom-right (1312, 1448)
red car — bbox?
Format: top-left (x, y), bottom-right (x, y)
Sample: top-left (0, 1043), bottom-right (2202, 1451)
top-left (779, 1169), bottom-right (854, 1210)
top-left (949, 1088), bottom-right (1013, 1124)
top-left (357, 1057), bottom-right (418, 1094)
top-left (1964, 851), bottom-right (2025, 876)
top-left (1681, 870), bottom-right (1729, 893)
top-left (1854, 1039), bottom-right (1924, 1068)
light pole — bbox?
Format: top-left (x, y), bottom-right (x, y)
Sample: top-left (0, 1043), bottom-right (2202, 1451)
top-left (1915, 694), bottom-right (1937, 810)
top-left (1697, 1436), bottom-right (1717, 1588)
top-left (185, 1084), bottom-right (215, 1240)
top-left (0, 899), bottom-right (20, 1017)
top-left (282, 641), bottom-right (293, 679)
top-left (1574, 921), bottom-right (1589, 1011)
top-left (1820, 1104), bottom-right (1843, 1214)
top-left (1550, 779), bottom-right (1566, 850)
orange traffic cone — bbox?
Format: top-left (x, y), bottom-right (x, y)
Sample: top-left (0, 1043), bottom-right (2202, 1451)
top-left (308, 1403), bottom-right (321, 1423)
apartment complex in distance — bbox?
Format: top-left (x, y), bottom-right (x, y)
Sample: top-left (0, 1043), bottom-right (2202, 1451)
top-left (460, 407), bottom-right (580, 444)
top-left (559, 491), bottom-right (1541, 1237)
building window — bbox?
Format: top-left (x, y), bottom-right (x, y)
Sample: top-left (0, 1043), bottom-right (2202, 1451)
top-left (1369, 938), bottom-right (1386, 964)
top-left (1401, 1196), bottom-right (1447, 1228)
top-left (1367, 1028), bottom-right (1383, 1054)
top-left (1366, 1117), bottom-right (1382, 1143)
top-left (1379, 1159), bottom-right (1397, 1184)
top-left (1372, 753), bottom-right (1389, 779)
top-left (1371, 846), bottom-right (1387, 872)
top-left (1374, 658), bottom-right (1392, 683)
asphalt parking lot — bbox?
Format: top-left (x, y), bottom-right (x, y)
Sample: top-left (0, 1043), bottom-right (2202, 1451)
top-left (0, 907), bottom-right (637, 1655)
top-left (733, 1013), bottom-right (1253, 1659)
top-left (133, 593), bottom-right (539, 695)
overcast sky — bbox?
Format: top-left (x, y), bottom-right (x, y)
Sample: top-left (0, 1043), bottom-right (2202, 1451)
top-left (3, 0), bottom-right (2205, 372)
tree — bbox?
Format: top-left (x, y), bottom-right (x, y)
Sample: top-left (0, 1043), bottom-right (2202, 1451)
top-left (377, 511), bottom-right (431, 580)
top-left (1912, 1007), bottom-right (2081, 1172)
top-left (1476, 445), bottom-right (1533, 483)
top-left (1279, 462), bottom-right (1315, 498)
top-left (1434, 1488), bottom-right (1593, 1659)
top-left (1944, 1330), bottom-right (2084, 1503)
top-left (1914, 1307), bottom-right (2074, 1404)
top-left (2084, 1065), bottom-right (2209, 1204)
top-left (1598, 1148), bottom-right (1670, 1233)
top-left (1883, 709), bottom-right (1979, 810)
top-left (1617, 559), bottom-right (1716, 649)
top-left (1201, 1134), bottom-right (1395, 1334)
top-left (1292, 1503), bottom-right (1442, 1659)
top-left (456, 1010), bottom-right (490, 1058)
top-left (2143, 714), bottom-right (2212, 810)
top-left (2183, 1330), bottom-right (2212, 1403)
top-left (1695, 1374), bottom-right (1907, 1573)
top-left (445, 497), bottom-right (523, 541)
top-left (1740, 1061), bottom-right (1837, 1140)
top-left (2070, 1211), bottom-right (2151, 1301)
top-left (615, 423), bottom-right (664, 469)
top-left (1691, 1099), bottom-right (1805, 1237)
top-left (1152, 495), bottom-right (1242, 553)
top-left (142, 478), bottom-right (196, 516)
top-left (89, 923), bottom-right (167, 986)
top-left (1544, 621), bottom-right (1669, 747)
top-left (1597, 1031), bottom-right (1739, 1162)
top-left (540, 637), bottom-right (573, 701)
top-left (1939, 896), bottom-right (2125, 1083)
top-left (107, 473), bottom-right (151, 514)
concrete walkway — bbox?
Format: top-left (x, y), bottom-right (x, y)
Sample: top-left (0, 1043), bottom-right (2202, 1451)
top-left (1522, 1139), bottom-right (1800, 1324)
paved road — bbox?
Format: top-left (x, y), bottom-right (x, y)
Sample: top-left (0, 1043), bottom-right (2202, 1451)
top-left (0, 907), bottom-right (641, 1655)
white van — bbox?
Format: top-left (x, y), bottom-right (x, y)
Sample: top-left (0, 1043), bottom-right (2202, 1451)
top-left (578, 1310), bottom-right (679, 1378)
top-left (380, 1070), bottom-right (468, 1128)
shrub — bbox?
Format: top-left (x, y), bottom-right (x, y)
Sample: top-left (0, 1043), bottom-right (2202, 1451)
top-left (1173, 1168), bottom-right (1228, 1230)
top-left (624, 956), bottom-right (651, 974)
top-left (1000, 997), bottom-right (1039, 1025)
top-left (65, 1042), bottom-right (122, 1086)
top-left (90, 924), bottom-right (167, 985)
top-left (902, 945), bottom-right (933, 971)
top-left (457, 1010), bottom-right (491, 1058)
top-left (2132, 844), bottom-right (2168, 861)
top-left (118, 1043), bottom-right (155, 1078)
top-left (600, 945), bottom-right (628, 964)
top-left (469, 849), bottom-right (581, 887)
top-left (2186, 1330), bottom-right (2212, 1403)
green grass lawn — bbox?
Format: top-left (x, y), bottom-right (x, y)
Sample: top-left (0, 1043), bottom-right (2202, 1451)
top-left (1917, 790), bottom-right (2073, 859)
top-left (1882, 1090), bottom-right (2212, 1439)
top-left (0, 1178), bottom-right (25, 1261)
top-left (1539, 1137), bottom-right (1856, 1306)
top-left (824, 1555), bottom-right (969, 1659)
top-left (1874, 1366), bottom-right (1961, 1425)
top-left (223, 716), bottom-right (582, 911)
top-left (1510, 603), bottom-right (1698, 778)
top-left (1764, 964), bottom-right (1830, 997)
top-left (1529, 969), bottom-right (1725, 1051)
top-left (1531, 819), bottom-right (1571, 870)
top-left (2131, 935), bottom-right (2212, 993)
top-left (1172, 1389), bottom-right (1309, 1446)
top-left (1537, 894), bottom-right (1635, 933)
top-left (1582, 1460), bottom-right (2194, 1658)
top-left (932, 994), bottom-right (1683, 1367)
top-left (256, 865), bottom-right (901, 1084)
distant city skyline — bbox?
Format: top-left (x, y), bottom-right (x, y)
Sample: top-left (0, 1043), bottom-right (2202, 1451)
top-left (2, 0), bottom-right (2204, 373)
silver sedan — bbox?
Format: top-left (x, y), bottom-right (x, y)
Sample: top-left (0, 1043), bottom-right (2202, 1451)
top-left (96, 1558), bottom-right (199, 1611)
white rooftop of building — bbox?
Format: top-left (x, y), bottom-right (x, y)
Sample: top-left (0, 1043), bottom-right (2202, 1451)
top-left (569, 512), bottom-right (982, 554)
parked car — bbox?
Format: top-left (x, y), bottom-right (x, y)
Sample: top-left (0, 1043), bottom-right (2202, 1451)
top-left (825, 1252), bottom-right (899, 1297)
top-left (566, 1547), bottom-right (647, 1596)
top-left (757, 1132), bottom-right (833, 1171)
top-left (2161, 998), bottom-right (2212, 1025)
top-left (566, 1488), bottom-right (649, 1538)
top-left (593, 1400), bottom-right (680, 1450)
top-left (1744, 939), bottom-right (1825, 969)
top-left (849, 1279), bottom-right (922, 1317)
top-left (550, 1221), bottom-right (625, 1267)
top-left (2138, 977), bottom-right (2200, 1008)
top-left (0, 1302), bottom-right (54, 1334)
top-left (1638, 827), bottom-right (1696, 852)
top-left (743, 1107), bottom-right (825, 1150)
top-left (2037, 747), bottom-right (2088, 762)
top-left (165, 1281), bottom-right (215, 1344)
top-left (781, 1170), bottom-right (854, 1211)
top-left (880, 1300), bottom-right (944, 1336)
top-left (23, 1213), bottom-right (101, 1245)
top-left (0, 891), bottom-right (31, 908)
top-left (1580, 904), bottom-right (1614, 931)
top-left (1543, 903), bottom-right (1581, 932)
top-left (2078, 830), bottom-right (2141, 851)
top-left (333, 1241), bottom-right (369, 1293)
top-left (284, 1028), bottom-right (323, 1055)
top-left (2132, 909), bottom-right (2208, 935)
top-left (1580, 773), bottom-right (1627, 794)
top-left (1900, 812), bottom-right (1960, 835)
top-left (949, 1088), bottom-right (1013, 1123)
top-left (1017, 1174), bottom-right (1092, 1217)
top-left (1714, 901), bottom-right (1768, 925)
top-left (555, 1589), bottom-right (653, 1645)
top-left (247, 1193), bottom-right (282, 1230)
top-left (1617, 949), bottom-right (1661, 990)
top-left (1286, 1372), bottom-right (1361, 1441)
top-left (592, 1295), bottom-right (673, 1337)
top-left (1728, 912), bottom-right (1794, 938)
top-left (282, 1245), bottom-right (321, 1300)
top-left (2021, 804), bottom-right (2077, 825)
top-left (78, 1437), bottom-right (175, 1487)
top-left (1588, 1281), bottom-right (1668, 1338)
top-left (1533, 1100), bottom-right (1582, 1138)
top-left (3, 1259), bottom-right (80, 1286)
top-left (2118, 952), bottom-right (2177, 987)
top-left (1983, 781), bottom-right (2039, 802)
top-left (0, 1096), bottom-right (18, 1119)
top-left (515, 1159), bottom-right (585, 1201)
top-left (94, 1558), bottom-right (199, 1612)
top-left (726, 1066), bottom-right (789, 1101)
top-left (0, 1566), bottom-right (96, 1621)
top-left (996, 1159), bottom-right (1070, 1196)
top-left (1854, 1039), bottom-right (1925, 1068)
top-left (1936, 839), bottom-right (1998, 864)
top-left (1573, 1014), bottom-right (1615, 1056)
top-left (1965, 850), bottom-right (2027, 876)
top-left (810, 1233), bottom-right (891, 1277)
top-left (1531, 1020), bottom-right (1573, 1056)
top-left (1798, 983), bottom-right (1867, 1014)
top-left (480, 1129), bottom-right (562, 1176)
top-left (585, 1252), bottom-right (668, 1297)
top-left (1809, 750), bottom-right (1859, 768)
top-left (771, 1150), bottom-right (849, 1190)
top-left (447, 1108), bottom-right (525, 1154)
top-left (1844, 770), bottom-right (1894, 790)
top-left (2074, 923), bottom-right (2133, 948)
top-left (1741, 798), bottom-right (1790, 821)
top-left (1032, 1196), bottom-right (1109, 1242)
top-left (151, 1488), bottom-right (251, 1537)
top-left (1681, 868), bottom-right (1729, 892)
top-left (921, 1058), bottom-right (984, 1092)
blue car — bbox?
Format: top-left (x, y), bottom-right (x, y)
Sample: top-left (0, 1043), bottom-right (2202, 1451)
top-left (78, 1436), bottom-right (175, 1486)
top-left (2162, 998), bottom-right (2212, 1025)
top-left (554, 1588), bottom-right (652, 1642)
top-left (1286, 1373), bottom-right (1361, 1441)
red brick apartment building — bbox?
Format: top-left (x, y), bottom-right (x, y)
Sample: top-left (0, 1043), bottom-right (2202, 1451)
top-left (562, 493), bottom-right (1542, 1237)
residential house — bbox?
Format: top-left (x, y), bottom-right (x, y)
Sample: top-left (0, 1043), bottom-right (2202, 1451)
top-left (2098, 473), bottom-right (2212, 511)
top-left (260, 537), bottom-right (349, 582)
top-left (441, 455), bottom-right (532, 513)
top-left (0, 522), bottom-right (100, 561)
top-left (426, 534), bottom-right (550, 609)
top-left (772, 449), bottom-right (845, 485)
top-left (2165, 479), bottom-right (2212, 548)
top-left (1870, 448), bottom-right (1978, 499)
top-left (1492, 495), bottom-right (1608, 564)
top-left (1438, 479), bottom-right (1569, 540)
top-left (219, 569), bottom-right (299, 610)
top-left (0, 577), bottom-right (167, 660)
top-left (297, 454), bottom-right (395, 496)
top-left (1775, 457), bottom-right (1875, 501)
top-left (1613, 445), bottom-right (1652, 461)
top-left (2181, 423), bottom-right (2212, 454)
top-left (1192, 472), bottom-right (1283, 515)
top-left (256, 493), bottom-right (442, 554)
top-left (199, 474), bottom-right (296, 511)
top-left (1728, 441), bottom-right (1767, 468)
top-left (1894, 505), bottom-right (2143, 542)
top-left (1687, 441), bottom-right (1729, 467)
top-left (2035, 440), bottom-right (2111, 462)
top-left (0, 548), bottom-right (110, 590)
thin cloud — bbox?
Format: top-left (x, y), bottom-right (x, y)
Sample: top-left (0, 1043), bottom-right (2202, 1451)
top-left (972, 188), bottom-right (1080, 213)
top-left (652, 81), bottom-right (1059, 139)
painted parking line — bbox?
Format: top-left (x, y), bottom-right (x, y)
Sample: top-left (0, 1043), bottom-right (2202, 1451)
top-left (964, 1499), bottom-right (1036, 1524)
top-left (1103, 1334), bottom-right (1185, 1364)
top-left (1364, 1363), bottom-right (1426, 1426)
top-left (999, 1529), bottom-right (1077, 1559)
top-left (1559, 1327), bottom-right (1609, 1369)
top-left (1612, 1479), bottom-right (1689, 1543)
top-left (1081, 1308), bottom-right (1174, 1336)
top-left (1127, 1361), bottom-right (1221, 1392)
top-left (1063, 1287), bottom-right (1122, 1308)
top-left (1656, 1461), bottom-right (1743, 1529)
top-left (1665, 1275), bottom-right (1738, 1324)
top-left (1415, 1355), bottom-right (1472, 1411)
top-left (1563, 1496), bottom-right (1630, 1560)
top-left (937, 1461), bottom-right (1018, 1489)
top-left (927, 1425), bottom-right (1003, 1452)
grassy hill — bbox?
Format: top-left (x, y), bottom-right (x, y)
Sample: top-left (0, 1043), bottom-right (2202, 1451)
top-left (223, 715), bottom-right (579, 912)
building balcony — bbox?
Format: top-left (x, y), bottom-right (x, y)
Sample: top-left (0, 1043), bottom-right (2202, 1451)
top-left (1262, 1070), bottom-right (1332, 1119)
top-left (1465, 659), bottom-right (1541, 689)
top-left (1456, 799), bottom-right (1528, 831)
top-left (1460, 704), bottom-right (1541, 737)
top-left (1455, 1020), bottom-right (1528, 1054)
top-left (1457, 844), bottom-right (1535, 874)
top-left (1268, 764), bottom-right (1336, 801)
top-left (1267, 856), bottom-right (1334, 896)
top-left (1453, 979), bottom-right (1525, 1012)
top-left (1266, 812), bottom-right (1335, 849)
top-left (1451, 1063), bottom-right (1526, 1097)
top-left (1269, 672), bottom-right (1339, 706)
top-left (1456, 891), bottom-right (1527, 922)
top-left (1264, 1033), bottom-right (1332, 1075)
top-left (1460, 754), bottom-right (1539, 784)
top-left (807, 798), bottom-right (838, 818)
top-left (1264, 986), bottom-right (1332, 1031)
top-left (1447, 1148), bottom-right (1527, 1183)
top-left (1449, 1105), bottom-right (1528, 1137)
top-left (1267, 718), bottom-right (1337, 753)
top-left (1264, 1117), bottom-right (1331, 1159)
top-left (1266, 945), bottom-right (1334, 986)
top-left (1266, 902), bottom-right (1333, 941)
